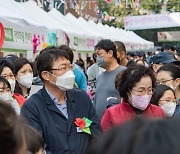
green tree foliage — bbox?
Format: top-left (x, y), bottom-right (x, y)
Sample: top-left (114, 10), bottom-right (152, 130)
top-left (98, 0), bottom-right (180, 28)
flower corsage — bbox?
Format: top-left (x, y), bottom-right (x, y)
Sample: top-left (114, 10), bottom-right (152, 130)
top-left (75, 117), bottom-right (92, 135)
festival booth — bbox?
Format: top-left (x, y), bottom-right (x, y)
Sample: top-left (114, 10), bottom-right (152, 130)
top-left (0, 0), bottom-right (51, 55)
top-left (0, 0), bottom-right (101, 57)
top-left (48, 9), bottom-right (100, 53)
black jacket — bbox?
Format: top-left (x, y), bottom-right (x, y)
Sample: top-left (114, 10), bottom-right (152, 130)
top-left (21, 87), bottom-right (101, 154)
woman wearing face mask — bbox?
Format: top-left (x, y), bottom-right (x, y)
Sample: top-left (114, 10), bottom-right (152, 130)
top-left (0, 76), bottom-right (22, 114)
top-left (101, 64), bottom-right (165, 131)
top-left (14, 58), bottom-right (33, 98)
top-left (156, 64), bottom-right (180, 104)
top-left (151, 85), bottom-right (179, 118)
top-left (0, 59), bottom-right (26, 107)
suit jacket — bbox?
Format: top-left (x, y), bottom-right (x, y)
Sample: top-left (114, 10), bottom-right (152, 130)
top-left (21, 87), bottom-right (101, 154)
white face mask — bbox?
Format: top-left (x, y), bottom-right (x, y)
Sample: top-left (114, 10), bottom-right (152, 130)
top-left (18, 73), bottom-right (33, 88)
top-left (161, 102), bottom-right (176, 117)
top-left (50, 70), bottom-right (75, 91)
top-left (8, 79), bottom-right (16, 92)
top-left (0, 93), bottom-right (13, 102)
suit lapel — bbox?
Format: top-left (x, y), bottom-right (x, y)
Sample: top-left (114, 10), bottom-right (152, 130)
top-left (67, 90), bottom-right (76, 133)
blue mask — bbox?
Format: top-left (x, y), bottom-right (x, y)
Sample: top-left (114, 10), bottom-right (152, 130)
top-left (96, 55), bottom-right (107, 69)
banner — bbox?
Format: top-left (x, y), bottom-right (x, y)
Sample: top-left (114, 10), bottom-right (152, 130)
top-left (124, 12), bottom-right (180, 30)
top-left (158, 31), bottom-right (180, 42)
top-left (1, 18), bottom-right (49, 52)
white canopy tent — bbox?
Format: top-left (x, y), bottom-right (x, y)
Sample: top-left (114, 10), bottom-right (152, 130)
top-left (1, 0), bottom-right (154, 53)
top-left (0, 0), bottom-right (50, 52)
top-left (48, 9), bottom-right (100, 52)
top-left (1, 0), bottom-right (100, 52)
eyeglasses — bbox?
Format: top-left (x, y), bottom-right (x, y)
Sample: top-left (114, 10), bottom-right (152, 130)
top-left (131, 88), bottom-right (155, 96)
top-left (49, 64), bottom-right (73, 72)
top-left (156, 79), bottom-right (174, 85)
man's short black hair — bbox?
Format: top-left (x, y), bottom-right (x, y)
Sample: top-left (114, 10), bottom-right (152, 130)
top-left (114, 41), bottom-right (126, 53)
top-left (37, 48), bottom-right (70, 81)
top-left (95, 39), bottom-right (117, 59)
top-left (59, 45), bottom-right (74, 64)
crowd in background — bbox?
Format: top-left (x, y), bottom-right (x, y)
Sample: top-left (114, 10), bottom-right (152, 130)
top-left (0, 40), bottom-right (179, 154)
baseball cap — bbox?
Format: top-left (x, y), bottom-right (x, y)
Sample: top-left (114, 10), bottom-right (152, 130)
top-left (151, 52), bottom-right (180, 65)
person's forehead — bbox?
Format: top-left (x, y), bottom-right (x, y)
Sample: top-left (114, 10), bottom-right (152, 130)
top-left (161, 90), bottom-right (175, 99)
top-left (134, 76), bottom-right (152, 88)
top-left (96, 49), bottom-right (106, 53)
top-left (157, 71), bottom-right (172, 80)
top-left (1, 67), bottom-right (13, 74)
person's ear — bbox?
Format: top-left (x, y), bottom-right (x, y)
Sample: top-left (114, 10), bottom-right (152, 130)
top-left (174, 78), bottom-right (180, 89)
top-left (108, 50), bottom-right (114, 57)
top-left (152, 64), bottom-right (159, 73)
top-left (121, 51), bottom-right (125, 58)
top-left (41, 71), bottom-right (50, 81)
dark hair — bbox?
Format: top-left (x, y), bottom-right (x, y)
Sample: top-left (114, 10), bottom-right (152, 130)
top-left (0, 59), bottom-right (15, 74)
top-left (4, 54), bottom-right (19, 62)
top-left (86, 117), bottom-right (180, 154)
top-left (13, 58), bottom-right (33, 75)
top-left (95, 39), bottom-right (117, 59)
top-left (92, 53), bottom-right (97, 62)
top-left (59, 45), bottom-right (74, 64)
top-left (39, 46), bottom-right (57, 55)
top-left (0, 76), bottom-right (11, 89)
top-left (0, 101), bottom-right (25, 154)
top-left (151, 85), bottom-right (175, 106)
top-left (157, 64), bottom-right (180, 80)
top-left (114, 41), bottom-right (126, 53)
top-left (161, 44), bottom-right (174, 52)
top-left (24, 125), bottom-right (44, 154)
top-left (37, 48), bottom-right (70, 81)
top-left (118, 64), bottom-right (156, 102)
top-left (13, 58), bottom-right (33, 96)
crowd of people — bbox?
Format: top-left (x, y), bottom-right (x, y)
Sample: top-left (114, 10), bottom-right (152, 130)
top-left (0, 39), bottom-right (179, 154)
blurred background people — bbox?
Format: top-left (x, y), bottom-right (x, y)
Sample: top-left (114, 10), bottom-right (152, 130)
top-left (24, 125), bottom-right (45, 154)
top-left (151, 85), bottom-right (180, 118)
top-left (0, 100), bottom-right (26, 154)
top-left (87, 52), bottom-right (105, 100)
top-left (86, 118), bottom-right (180, 154)
top-left (14, 58), bottom-right (33, 98)
top-left (114, 41), bottom-right (129, 67)
top-left (101, 64), bottom-right (164, 131)
top-left (150, 52), bottom-right (180, 75)
top-left (156, 64), bottom-right (180, 104)
top-left (135, 59), bottom-right (145, 66)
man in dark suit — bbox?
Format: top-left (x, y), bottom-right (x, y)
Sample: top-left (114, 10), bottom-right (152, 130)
top-left (21, 48), bottom-right (101, 154)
